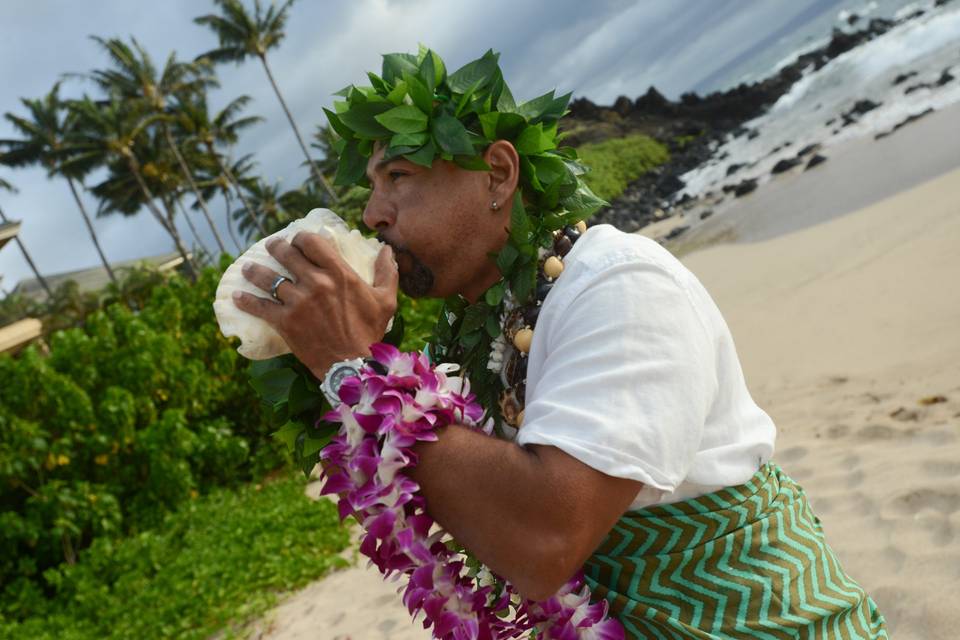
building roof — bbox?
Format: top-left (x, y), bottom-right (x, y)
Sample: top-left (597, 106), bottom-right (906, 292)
top-left (0, 220), bottom-right (21, 252)
top-left (0, 318), bottom-right (42, 355)
top-left (12, 251), bottom-right (190, 302)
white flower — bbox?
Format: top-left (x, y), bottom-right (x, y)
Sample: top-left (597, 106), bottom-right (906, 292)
top-left (486, 334), bottom-right (507, 372)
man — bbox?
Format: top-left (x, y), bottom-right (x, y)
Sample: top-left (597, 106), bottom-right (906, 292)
top-left (233, 49), bottom-right (887, 638)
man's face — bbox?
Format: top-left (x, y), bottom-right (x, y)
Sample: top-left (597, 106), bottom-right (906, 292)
top-left (362, 145), bottom-right (510, 301)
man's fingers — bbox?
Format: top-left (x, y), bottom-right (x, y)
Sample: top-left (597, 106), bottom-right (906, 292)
top-left (266, 237), bottom-right (314, 282)
top-left (373, 244), bottom-right (398, 293)
top-left (232, 290), bottom-right (284, 325)
top-left (241, 261), bottom-right (296, 301)
top-left (291, 232), bottom-right (342, 272)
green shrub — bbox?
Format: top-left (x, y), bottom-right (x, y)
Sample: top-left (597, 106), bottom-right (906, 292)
top-left (0, 475), bottom-right (350, 639)
top-left (577, 134), bottom-right (669, 201)
top-left (0, 260), bottom-right (286, 602)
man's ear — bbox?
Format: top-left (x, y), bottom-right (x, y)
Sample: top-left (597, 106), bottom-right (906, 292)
top-left (484, 140), bottom-right (520, 204)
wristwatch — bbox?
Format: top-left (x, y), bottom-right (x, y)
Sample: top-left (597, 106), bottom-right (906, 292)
top-left (320, 357), bottom-right (365, 407)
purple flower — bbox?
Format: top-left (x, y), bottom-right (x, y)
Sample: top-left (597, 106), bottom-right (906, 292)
top-left (317, 344), bottom-right (623, 639)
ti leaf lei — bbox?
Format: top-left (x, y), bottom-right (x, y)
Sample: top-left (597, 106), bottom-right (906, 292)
top-left (250, 46), bottom-right (605, 469)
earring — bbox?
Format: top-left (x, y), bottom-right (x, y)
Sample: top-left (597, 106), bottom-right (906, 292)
top-left (491, 201), bottom-right (500, 211)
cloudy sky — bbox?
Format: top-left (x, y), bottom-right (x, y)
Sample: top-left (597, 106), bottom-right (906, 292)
top-left (0, 0), bottom-right (853, 290)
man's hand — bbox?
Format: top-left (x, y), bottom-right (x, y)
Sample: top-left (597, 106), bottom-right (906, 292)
top-left (232, 232), bottom-right (398, 378)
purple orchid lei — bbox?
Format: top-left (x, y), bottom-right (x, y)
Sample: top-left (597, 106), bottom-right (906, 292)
top-left (318, 343), bottom-right (624, 640)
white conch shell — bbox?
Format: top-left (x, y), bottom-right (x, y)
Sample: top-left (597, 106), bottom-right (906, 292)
top-left (213, 208), bottom-right (384, 360)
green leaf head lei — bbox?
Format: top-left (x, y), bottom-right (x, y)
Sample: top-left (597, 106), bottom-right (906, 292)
top-left (326, 46), bottom-right (607, 431)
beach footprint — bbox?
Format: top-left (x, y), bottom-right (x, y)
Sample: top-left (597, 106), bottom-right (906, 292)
top-left (777, 445), bottom-right (808, 463)
top-left (922, 459), bottom-right (960, 478)
top-left (857, 424), bottom-right (899, 440)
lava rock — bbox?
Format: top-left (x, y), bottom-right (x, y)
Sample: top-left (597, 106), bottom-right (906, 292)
top-left (841, 99), bottom-right (882, 126)
top-left (795, 143), bottom-right (822, 158)
top-left (655, 174), bottom-right (685, 198)
top-left (726, 163), bottom-right (745, 177)
top-left (771, 157), bottom-right (803, 174)
top-left (699, 209), bottom-right (714, 220)
top-left (612, 95), bottom-right (634, 117)
top-left (874, 108), bottom-right (935, 140)
top-left (733, 179), bottom-right (758, 197)
top-left (936, 68), bottom-right (955, 86)
top-left (892, 71), bottom-right (918, 86)
top-left (805, 154), bottom-right (828, 170)
top-left (633, 87), bottom-right (674, 117)
top-left (664, 225), bottom-right (689, 241)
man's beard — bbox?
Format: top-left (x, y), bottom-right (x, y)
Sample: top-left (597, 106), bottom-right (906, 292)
top-left (379, 236), bottom-right (434, 298)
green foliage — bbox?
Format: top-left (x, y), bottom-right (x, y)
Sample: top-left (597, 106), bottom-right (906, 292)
top-left (397, 294), bottom-right (443, 352)
top-left (0, 260), bottom-right (287, 603)
top-left (329, 46), bottom-right (605, 229)
top-left (0, 475), bottom-right (350, 639)
top-left (576, 134), bottom-right (670, 202)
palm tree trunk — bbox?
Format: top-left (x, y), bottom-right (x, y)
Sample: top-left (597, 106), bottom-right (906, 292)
top-left (65, 177), bottom-right (117, 284)
top-left (0, 205), bottom-right (53, 299)
top-left (258, 54), bottom-right (338, 203)
top-left (175, 196), bottom-right (212, 257)
top-left (162, 125), bottom-right (226, 254)
top-left (207, 142), bottom-right (266, 236)
top-left (124, 154), bottom-right (195, 278)
top-left (222, 190), bottom-right (243, 253)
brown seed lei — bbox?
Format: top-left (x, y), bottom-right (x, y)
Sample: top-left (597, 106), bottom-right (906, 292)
top-left (497, 220), bottom-right (587, 430)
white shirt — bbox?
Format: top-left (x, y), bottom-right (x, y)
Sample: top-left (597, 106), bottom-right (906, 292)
top-left (515, 225), bottom-right (776, 510)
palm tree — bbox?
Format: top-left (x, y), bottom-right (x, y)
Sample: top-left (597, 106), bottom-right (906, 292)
top-left (176, 93), bottom-right (266, 236)
top-left (234, 177), bottom-right (288, 239)
top-left (310, 124), bottom-right (340, 178)
top-left (0, 83), bottom-right (117, 283)
top-left (0, 175), bottom-right (54, 298)
top-left (174, 190), bottom-right (213, 257)
top-left (88, 36), bottom-right (228, 254)
top-left (194, 0), bottom-right (338, 202)
top-left (194, 152), bottom-right (258, 251)
top-left (64, 96), bottom-right (195, 273)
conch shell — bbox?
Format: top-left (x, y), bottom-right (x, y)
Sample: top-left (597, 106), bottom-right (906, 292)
top-left (213, 208), bottom-right (384, 360)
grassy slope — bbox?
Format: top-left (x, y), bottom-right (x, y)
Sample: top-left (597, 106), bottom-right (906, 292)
top-left (2, 475), bottom-right (349, 640)
top-left (576, 133), bottom-right (670, 202)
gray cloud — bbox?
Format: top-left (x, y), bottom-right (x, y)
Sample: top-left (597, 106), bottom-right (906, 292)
top-left (0, 0), bottom-right (860, 290)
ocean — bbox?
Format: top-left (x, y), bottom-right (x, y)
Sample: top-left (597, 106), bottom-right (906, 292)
top-left (678, 0), bottom-right (960, 201)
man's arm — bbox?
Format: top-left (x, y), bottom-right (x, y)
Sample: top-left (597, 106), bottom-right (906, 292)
top-left (408, 423), bottom-right (641, 601)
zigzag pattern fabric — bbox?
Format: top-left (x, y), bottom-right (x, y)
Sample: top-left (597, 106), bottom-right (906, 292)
top-left (584, 464), bottom-right (888, 639)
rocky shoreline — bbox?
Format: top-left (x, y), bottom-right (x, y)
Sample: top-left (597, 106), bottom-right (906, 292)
top-left (562, 8), bottom-right (954, 234)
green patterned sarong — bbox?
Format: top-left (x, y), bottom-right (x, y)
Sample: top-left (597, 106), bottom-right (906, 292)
top-left (585, 464), bottom-right (888, 639)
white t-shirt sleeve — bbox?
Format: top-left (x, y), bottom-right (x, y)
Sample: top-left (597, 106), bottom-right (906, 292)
top-left (515, 254), bottom-right (719, 493)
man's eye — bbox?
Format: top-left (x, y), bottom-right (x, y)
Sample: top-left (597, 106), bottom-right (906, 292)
top-left (389, 171), bottom-right (407, 181)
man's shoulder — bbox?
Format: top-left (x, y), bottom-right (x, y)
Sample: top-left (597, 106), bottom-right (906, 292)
top-left (566, 224), bottom-right (688, 280)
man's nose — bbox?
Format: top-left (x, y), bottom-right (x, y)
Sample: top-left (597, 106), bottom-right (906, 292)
top-left (362, 190), bottom-right (396, 231)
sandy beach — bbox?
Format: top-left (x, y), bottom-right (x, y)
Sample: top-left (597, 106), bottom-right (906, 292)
top-left (246, 107), bottom-right (960, 639)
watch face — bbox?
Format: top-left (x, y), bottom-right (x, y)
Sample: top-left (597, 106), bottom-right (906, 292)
top-left (329, 364), bottom-right (360, 393)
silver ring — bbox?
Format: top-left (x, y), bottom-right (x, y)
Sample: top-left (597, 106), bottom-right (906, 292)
top-left (270, 275), bottom-right (291, 303)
